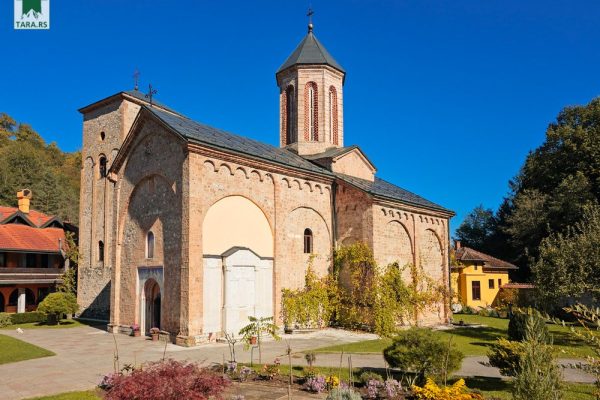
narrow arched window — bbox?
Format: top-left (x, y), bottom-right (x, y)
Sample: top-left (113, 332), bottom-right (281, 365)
top-left (303, 228), bottom-right (313, 254)
top-left (98, 241), bottom-right (104, 262)
top-left (305, 82), bottom-right (318, 141)
top-left (99, 156), bottom-right (107, 178)
top-left (285, 86), bottom-right (296, 145)
top-left (329, 86), bottom-right (338, 145)
top-left (147, 231), bottom-right (155, 259)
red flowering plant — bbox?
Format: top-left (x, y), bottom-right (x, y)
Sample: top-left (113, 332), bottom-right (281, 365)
top-left (104, 359), bottom-right (230, 400)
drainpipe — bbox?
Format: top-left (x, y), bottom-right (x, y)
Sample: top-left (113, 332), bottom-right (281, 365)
top-left (447, 220), bottom-right (452, 322)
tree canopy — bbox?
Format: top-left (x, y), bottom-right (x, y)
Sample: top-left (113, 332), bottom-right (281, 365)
top-left (0, 113), bottom-right (80, 223)
top-left (456, 97), bottom-right (600, 286)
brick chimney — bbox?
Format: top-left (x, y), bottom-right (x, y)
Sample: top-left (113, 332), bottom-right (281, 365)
top-left (455, 240), bottom-right (461, 250)
top-left (17, 189), bottom-right (32, 214)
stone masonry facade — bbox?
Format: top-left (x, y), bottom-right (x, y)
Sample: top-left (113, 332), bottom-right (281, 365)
top-left (77, 26), bottom-right (454, 344)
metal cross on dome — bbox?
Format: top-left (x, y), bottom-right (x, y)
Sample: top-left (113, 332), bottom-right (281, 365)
top-left (133, 69), bottom-right (140, 91)
top-left (145, 84), bottom-right (157, 107)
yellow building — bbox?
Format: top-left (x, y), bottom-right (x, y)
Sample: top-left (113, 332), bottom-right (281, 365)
top-left (450, 243), bottom-right (517, 308)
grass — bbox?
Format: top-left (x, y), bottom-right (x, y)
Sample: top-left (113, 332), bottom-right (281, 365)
top-left (0, 334), bottom-right (54, 364)
top-left (458, 377), bottom-right (595, 400)
top-left (1, 318), bottom-right (101, 330)
top-left (25, 390), bottom-right (100, 400)
top-left (312, 314), bottom-right (595, 358)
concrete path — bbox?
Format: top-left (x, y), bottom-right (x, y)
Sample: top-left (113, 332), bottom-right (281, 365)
top-left (0, 325), bottom-right (595, 399)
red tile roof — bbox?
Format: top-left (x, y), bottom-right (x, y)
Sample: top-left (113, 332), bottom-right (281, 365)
top-left (455, 246), bottom-right (518, 270)
top-left (0, 206), bottom-right (54, 227)
top-left (0, 224), bottom-right (65, 253)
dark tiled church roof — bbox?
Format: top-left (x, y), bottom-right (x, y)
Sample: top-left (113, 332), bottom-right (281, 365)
top-left (335, 173), bottom-right (452, 213)
top-left (277, 31), bottom-right (345, 74)
top-left (146, 107), bottom-right (331, 176)
top-left (142, 107), bottom-right (450, 214)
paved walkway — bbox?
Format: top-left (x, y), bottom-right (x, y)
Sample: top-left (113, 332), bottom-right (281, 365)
top-left (0, 325), bottom-right (595, 399)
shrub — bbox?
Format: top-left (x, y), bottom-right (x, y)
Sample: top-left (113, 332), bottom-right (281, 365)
top-left (358, 370), bottom-right (383, 384)
top-left (383, 328), bottom-right (464, 383)
top-left (10, 311), bottom-right (46, 324)
top-left (508, 308), bottom-right (549, 342)
top-left (366, 378), bottom-right (383, 399)
top-left (411, 378), bottom-right (484, 400)
top-left (0, 313), bottom-right (12, 327)
top-left (304, 375), bottom-right (326, 393)
top-left (37, 292), bottom-right (79, 322)
top-left (487, 338), bottom-right (525, 377)
top-left (384, 379), bottom-right (402, 398)
top-left (512, 317), bottom-right (563, 400)
top-left (104, 359), bottom-right (230, 400)
top-left (325, 387), bottom-right (362, 400)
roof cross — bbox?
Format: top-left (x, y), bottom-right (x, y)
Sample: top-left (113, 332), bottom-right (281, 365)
top-left (145, 84), bottom-right (157, 107)
top-left (307, 7), bottom-right (314, 32)
top-left (133, 69), bottom-right (140, 91)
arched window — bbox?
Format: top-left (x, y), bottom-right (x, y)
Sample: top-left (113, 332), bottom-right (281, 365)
top-left (147, 231), bottom-right (155, 259)
top-left (303, 228), bottom-right (313, 254)
top-left (329, 86), bottom-right (338, 145)
top-left (285, 85), bottom-right (296, 145)
top-left (99, 156), bottom-right (107, 178)
top-left (98, 241), bottom-right (104, 262)
top-left (305, 82), bottom-right (318, 141)
top-left (100, 131), bottom-right (105, 141)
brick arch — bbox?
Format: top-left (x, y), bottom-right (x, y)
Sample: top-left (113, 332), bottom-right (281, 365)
top-left (419, 228), bottom-right (444, 280)
top-left (380, 220), bottom-right (414, 269)
top-left (329, 86), bottom-right (338, 145)
top-left (304, 81), bottom-right (318, 141)
top-left (202, 195), bottom-right (274, 258)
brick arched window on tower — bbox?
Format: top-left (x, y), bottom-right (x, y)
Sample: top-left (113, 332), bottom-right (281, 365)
top-left (305, 82), bottom-right (318, 141)
top-left (99, 156), bottom-right (107, 178)
top-left (329, 86), bottom-right (338, 145)
top-left (304, 228), bottom-right (313, 254)
top-left (285, 85), bottom-right (296, 145)
top-left (147, 231), bottom-right (155, 259)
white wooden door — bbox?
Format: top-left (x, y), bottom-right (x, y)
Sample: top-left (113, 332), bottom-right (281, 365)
top-left (224, 265), bottom-right (256, 335)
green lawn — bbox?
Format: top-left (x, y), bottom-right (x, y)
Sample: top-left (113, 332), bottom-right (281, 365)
top-left (25, 390), bottom-right (100, 400)
top-left (312, 314), bottom-right (595, 357)
top-left (0, 334), bottom-right (54, 364)
top-left (1, 319), bottom-right (96, 330)
top-left (459, 377), bottom-right (595, 400)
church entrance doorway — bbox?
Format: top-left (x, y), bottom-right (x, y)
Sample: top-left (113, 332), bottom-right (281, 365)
top-left (143, 278), bottom-right (161, 334)
top-left (220, 247), bottom-right (273, 337)
top-left (224, 264), bottom-right (256, 335)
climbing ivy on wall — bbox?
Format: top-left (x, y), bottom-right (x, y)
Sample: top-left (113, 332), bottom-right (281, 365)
top-left (281, 243), bottom-right (448, 337)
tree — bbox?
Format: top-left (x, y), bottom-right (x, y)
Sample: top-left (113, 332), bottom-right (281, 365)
top-left (512, 314), bottom-right (563, 400)
top-left (455, 205), bottom-right (496, 250)
top-left (0, 113), bottom-right (80, 223)
top-left (383, 328), bottom-right (464, 384)
top-left (37, 292), bottom-right (79, 324)
top-left (532, 204), bottom-right (600, 305)
top-left (238, 316), bottom-right (280, 365)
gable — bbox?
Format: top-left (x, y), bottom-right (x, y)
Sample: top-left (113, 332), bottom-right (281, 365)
top-left (331, 148), bottom-right (376, 182)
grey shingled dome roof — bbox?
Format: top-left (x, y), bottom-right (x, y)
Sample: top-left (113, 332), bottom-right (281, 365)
top-left (277, 30), bottom-right (345, 74)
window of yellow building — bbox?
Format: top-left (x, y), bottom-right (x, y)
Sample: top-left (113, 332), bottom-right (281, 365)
top-left (472, 281), bottom-right (481, 300)
top-left (489, 279), bottom-right (494, 289)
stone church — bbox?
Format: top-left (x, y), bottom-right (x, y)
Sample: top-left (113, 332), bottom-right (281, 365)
top-left (77, 23), bottom-right (454, 345)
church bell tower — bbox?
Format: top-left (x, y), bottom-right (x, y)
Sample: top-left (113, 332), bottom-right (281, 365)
top-left (276, 19), bottom-right (345, 156)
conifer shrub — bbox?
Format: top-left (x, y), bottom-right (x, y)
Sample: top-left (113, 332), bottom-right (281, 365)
top-left (512, 317), bottom-right (563, 400)
top-left (508, 308), bottom-right (549, 342)
top-left (104, 359), bottom-right (230, 400)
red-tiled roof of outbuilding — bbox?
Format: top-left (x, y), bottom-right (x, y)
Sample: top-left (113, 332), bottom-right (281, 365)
top-left (0, 206), bottom-right (54, 227)
top-left (0, 224), bottom-right (65, 253)
top-left (455, 246), bottom-right (518, 270)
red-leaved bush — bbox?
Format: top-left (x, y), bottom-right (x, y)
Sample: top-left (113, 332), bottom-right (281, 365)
top-left (104, 359), bottom-right (230, 400)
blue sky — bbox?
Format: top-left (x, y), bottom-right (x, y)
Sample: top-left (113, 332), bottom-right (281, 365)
top-left (2, 0), bottom-right (600, 233)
